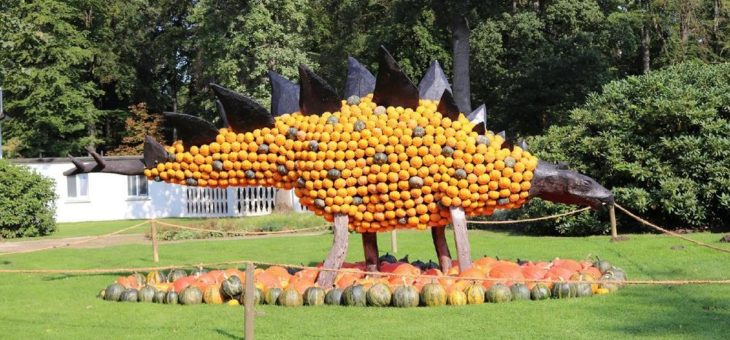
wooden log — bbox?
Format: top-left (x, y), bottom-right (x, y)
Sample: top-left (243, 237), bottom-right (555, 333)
top-left (316, 214), bottom-right (350, 288)
top-left (151, 220), bottom-right (159, 263)
top-left (449, 207), bottom-right (472, 271)
top-left (431, 227), bottom-right (452, 273)
top-left (244, 262), bottom-right (255, 340)
top-left (362, 232), bottom-right (379, 272)
top-left (609, 204), bottom-right (618, 240)
top-left (390, 230), bottom-right (398, 254)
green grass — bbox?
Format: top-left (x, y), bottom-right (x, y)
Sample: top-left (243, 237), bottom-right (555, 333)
top-left (26, 213), bottom-right (327, 240)
top-left (1, 230), bottom-right (729, 339)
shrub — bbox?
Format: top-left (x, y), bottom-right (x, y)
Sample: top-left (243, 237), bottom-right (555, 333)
top-left (0, 160), bottom-right (57, 238)
top-left (513, 62), bottom-right (730, 234)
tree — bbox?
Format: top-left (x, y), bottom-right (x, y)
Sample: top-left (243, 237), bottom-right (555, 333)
top-left (0, 0), bottom-right (101, 157)
top-left (108, 103), bottom-right (164, 156)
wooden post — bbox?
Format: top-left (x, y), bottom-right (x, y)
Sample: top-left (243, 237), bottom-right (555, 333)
top-left (390, 230), bottom-right (398, 254)
top-left (316, 214), bottom-right (350, 288)
top-left (151, 220), bottom-right (159, 263)
top-left (449, 207), bottom-right (472, 271)
top-left (244, 262), bottom-right (255, 340)
top-left (362, 232), bottom-right (379, 272)
top-left (431, 227), bottom-right (452, 273)
top-left (609, 204), bottom-right (618, 240)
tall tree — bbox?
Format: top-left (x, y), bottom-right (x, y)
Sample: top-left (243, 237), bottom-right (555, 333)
top-left (0, 0), bottom-right (100, 157)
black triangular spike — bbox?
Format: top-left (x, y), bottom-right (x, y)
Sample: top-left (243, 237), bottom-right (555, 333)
top-left (344, 56), bottom-right (376, 98)
top-left (372, 46), bottom-right (419, 109)
top-left (144, 136), bottom-right (168, 168)
top-left (215, 100), bottom-right (230, 129)
top-left (298, 65), bottom-right (341, 115)
top-left (436, 89), bottom-right (461, 121)
top-left (467, 104), bottom-right (486, 135)
top-left (210, 83), bottom-right (274, 132)
top-left (268, 71), bottom-right (300, 116)
top-left (86, 147), bottom-right (106, 169)
top-left (163, 112), bottom-right (219, 146)
top-left (518, 139), bottom-right (528, 151)
top-left (418, 60), bottom-right (452, 100)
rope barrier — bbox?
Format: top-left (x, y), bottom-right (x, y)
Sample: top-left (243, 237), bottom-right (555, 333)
top-left (465, 207), bottom-right (591, 224)
top-left (2, 258), bottom-right (730, 286)
top-left (153, 220), bottom-right (331, 236)
top-left (614, 203), bottom-right (730, 254)
top-left (0, 220), bottom-right (150, 257)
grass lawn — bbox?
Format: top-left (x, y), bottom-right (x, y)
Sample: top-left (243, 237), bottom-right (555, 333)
top-left (25, 213), bottom-right (327, 240)
top-left (1, 229), bottom-right (729, 339)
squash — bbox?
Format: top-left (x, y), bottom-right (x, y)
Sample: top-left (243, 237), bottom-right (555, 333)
top-left (97, 289), bottom-right (106, 299)
top-left (146, 271), bottom-right (166, 284)
top-left (222, 275), bottom-right (243, 299)
top-left (324, 287), bottom-right (343, 305)
top-left (131, 273), bottom-right (146, 287)
top-left (447, 289), bottom-right (467, 306)
top-left (464, 283), bottom-right (486, 305)
top-left (366, 283), bottom-right (392, 307)
top-left (164, 291), bottom-right (179, 304)
top-left (264, 287), bottom-right (282, 305)
top-left (392, 284), bottom-right (419, 308)
top-left (595, 288), bottom-right (610, 295)
top-left (277, 287), bottom-right (303, 307)
top-left (240, 287), bottom-right (263, 305)
top-left (179, 286), bottom-right (203, 305)
top-left (552, 282), bottom-right (575, 299)
top-left (530, 283), bottom-right (551, 300)
top-left (104, 283), bottom-right (126, 301)
top-left (204, 284), bottom-right (225, 304)
top-left (120, 288), bottom-right (139, 302)
top-left (510, 283), bottom-right (531, 301)
top-left (378, 252), bottom-right (397, 264)
top-left (486, 283), bottom-right (512, 303)
top-left (153, 290), bottom-right (167, 303)
top-left (605, 268), bottom-right (627, 286)
top-left (419, 282), bottom-right (446, 307)
top-left (192, 266), bottom-right (208, 277)
top-left (167, 269), bottom-right (187, 283)
top-left (138, 285), bottom-right (157, 303)
top-left (342, 284), bottom-right (367, 307)
top-left (575, 283), bottom-right (593, 297)
top-left (593, 257), bottom-right (612, 274)
top-left (303, 287), bottom-right (326, 306)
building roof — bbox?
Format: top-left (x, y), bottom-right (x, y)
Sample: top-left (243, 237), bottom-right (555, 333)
top-left (9, 155), bottom-right (142, 164)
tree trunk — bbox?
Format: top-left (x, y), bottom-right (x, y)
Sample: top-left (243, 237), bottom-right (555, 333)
top-left (449, 207), bottom-right (472, 271)
top-left (431, 227), bottom-right (452, 273)
top-left (641, 24), bottom-right (651, 73)
top-left (274, 189), bottom-right (293, 212)
top-left (316, 214), bottom-right (350, 289)
top-left (362, 232), bottom-right (379, 272)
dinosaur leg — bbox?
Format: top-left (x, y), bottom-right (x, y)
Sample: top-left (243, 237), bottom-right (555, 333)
top-left (431, 227), bottom-right (452, 273)
top-left (316, 214), bottom-right (350, 289)
top-left (450, 207), bottom-right (472, 271)
top-left (362, 232), bottom-right (379, 272)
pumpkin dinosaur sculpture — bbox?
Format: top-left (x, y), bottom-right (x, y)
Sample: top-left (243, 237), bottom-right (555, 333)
top-left (65, 47), bottom-right (613, 288)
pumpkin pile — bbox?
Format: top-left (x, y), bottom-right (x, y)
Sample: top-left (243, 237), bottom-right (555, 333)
top-left (99, 256), bottom-right (626, 307)
top-left (143, 95), bottom-right (539, 233)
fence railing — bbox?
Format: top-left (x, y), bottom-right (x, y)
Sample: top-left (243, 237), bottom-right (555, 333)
top-left (185, 186), bottom-right (283, 217)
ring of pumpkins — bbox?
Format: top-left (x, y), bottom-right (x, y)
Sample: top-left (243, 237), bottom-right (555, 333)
top-left (99, 256), bottom-right (626, 307)
top-left (143, 95), bottom-right (539, 233)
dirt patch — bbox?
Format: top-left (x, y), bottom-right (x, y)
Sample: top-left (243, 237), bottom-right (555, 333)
top-left (0, 234), bottom-right (148, 253)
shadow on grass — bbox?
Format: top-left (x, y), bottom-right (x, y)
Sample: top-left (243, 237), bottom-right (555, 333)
top-left (215, 328), bottom-right (242, 339)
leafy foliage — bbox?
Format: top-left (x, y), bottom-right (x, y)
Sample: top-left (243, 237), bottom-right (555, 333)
top-left (108, 103), bottom-right (164, 156)
top-left (513, 62), bottom-right (730, 234)
top-left (0, 160), bottom-right (57, 238)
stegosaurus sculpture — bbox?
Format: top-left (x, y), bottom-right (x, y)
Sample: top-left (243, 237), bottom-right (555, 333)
top-left (66, 47), bottom-right (613, 288)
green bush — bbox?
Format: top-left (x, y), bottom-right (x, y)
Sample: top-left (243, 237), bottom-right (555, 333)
top-left (0, 160), bottom-right (57, 238)
top-left (512, 62), bottom-right (730, 235)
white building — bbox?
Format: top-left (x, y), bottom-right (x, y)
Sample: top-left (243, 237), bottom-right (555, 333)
top-left (11, 156), bottom-right (305, 223)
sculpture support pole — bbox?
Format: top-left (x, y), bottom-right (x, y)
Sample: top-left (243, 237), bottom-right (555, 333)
top-left (449, 207), bottom-right (472, 271)
top-left (362, 232), bottom-right (379, 272)
top-left (151, 220), bottom-right (159, 263)
top-left (316, 214), bottom-right (349, 288)
top-left (244, 262), bottom-right (255, 340)
top-left (390, 230), bottom-right (398, 254)
top-left (609, 204), bottom-right (618, 240)
top-left (431, 227), bottom-right (452, 273)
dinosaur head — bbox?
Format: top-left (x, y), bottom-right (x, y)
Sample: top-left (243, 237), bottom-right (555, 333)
top-left (528, 161), bottom-right (613, 209)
